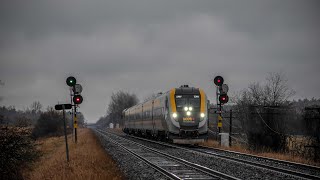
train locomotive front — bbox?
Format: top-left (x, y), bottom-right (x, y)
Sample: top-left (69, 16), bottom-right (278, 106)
top-left (123, 85), bottom-right (208, 144)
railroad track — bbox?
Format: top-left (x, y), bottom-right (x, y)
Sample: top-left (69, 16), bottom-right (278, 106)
top-left (117, 132), bottom-right (320, 180)
top-left (197, 145), bottom-right (320, 177)
top-left (95, 129), bottom-right (240, 180)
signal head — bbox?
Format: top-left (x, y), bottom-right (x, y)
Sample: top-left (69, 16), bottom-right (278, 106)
top-left (214, 76), bottom-right (224, 86)
top-left (66, 76), bottom-right (77, 87)
top-left (219, 94), bottom-right (229, 104)
top-left (73, 95), bottom-right (83, 104)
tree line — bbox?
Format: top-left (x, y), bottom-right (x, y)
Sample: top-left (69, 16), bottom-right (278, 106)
top-left (96, 91), bottom-right (139, 127)
top-left (227, 73), bottom-right (319, 161)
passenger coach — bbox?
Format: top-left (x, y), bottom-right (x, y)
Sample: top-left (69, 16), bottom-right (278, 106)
top-left (123, 85), bottom-right (208, 144)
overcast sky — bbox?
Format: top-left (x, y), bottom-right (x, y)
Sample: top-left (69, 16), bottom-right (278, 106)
top-left (1, 0), bottom-right (319, 123)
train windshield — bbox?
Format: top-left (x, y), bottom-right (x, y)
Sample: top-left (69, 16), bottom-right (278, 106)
top-left (175, 95), bottom-right (200, 108)
top-left (189, 98), bottom-right (200, 107)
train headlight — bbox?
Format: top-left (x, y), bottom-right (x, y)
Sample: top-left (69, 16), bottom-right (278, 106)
top-left (172, 113), bottom-right (178, 118)
top-left (186, 111), bottom-right (191, 116)
top-left (200, 113), bottom-right (205, 118)
top-left (188, 107), bottom-right (193, 111)
top-left (184, 107), bottom-right (188, 111)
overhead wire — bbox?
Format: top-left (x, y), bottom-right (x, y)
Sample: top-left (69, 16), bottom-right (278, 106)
top-left (255, 108), bottom-right (287, 135)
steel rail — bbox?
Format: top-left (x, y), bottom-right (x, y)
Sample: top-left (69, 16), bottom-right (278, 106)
top-left (199, 145), bottom-right (320, 171)
top-left (116, 132), bottom-right (320, 180)
top-left (96, 129), bottom-right (240, 180)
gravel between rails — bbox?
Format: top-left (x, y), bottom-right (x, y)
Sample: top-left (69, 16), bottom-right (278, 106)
top-left (118, 134), bottom-right (304, 180)
top-left (93, 129), bottom-right (170, 180)
top-left (193, 146), bottom-right (320, 177)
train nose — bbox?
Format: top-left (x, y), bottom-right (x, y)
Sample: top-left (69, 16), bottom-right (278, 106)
top-left (179, 129), bottom-right (199, 138)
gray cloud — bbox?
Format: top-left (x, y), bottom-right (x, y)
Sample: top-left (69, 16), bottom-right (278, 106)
top-left (1, 0), bottom-right (319, 122)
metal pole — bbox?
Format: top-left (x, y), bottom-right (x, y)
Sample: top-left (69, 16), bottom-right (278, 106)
top-left (218, 103), bottom-right (221, 134)
top-left (70, 87), bottom-right (74, 142)
top-left (229, 110), bottom-right (232, 147)
top-left (62, 105), bottom-right (70, 162)
top-left (216, 86), bottom-right (219, 108)
top-left (74, 106), bottom-right (77, 143)
top-left (216, 86), bottom-right (220, 141)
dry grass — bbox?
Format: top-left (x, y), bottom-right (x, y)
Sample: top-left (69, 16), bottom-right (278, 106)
top-left (201, 139), bottom-right (320, 167)
top-left (24, 128), bottom-right (124, 180)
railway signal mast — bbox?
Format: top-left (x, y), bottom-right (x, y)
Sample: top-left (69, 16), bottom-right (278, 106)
top-left (213, 76), bottom-right (229, 134)
top-left (66, 76), bottom-right (83, 143)
top-left (54, 76), bottom-right (83, 162)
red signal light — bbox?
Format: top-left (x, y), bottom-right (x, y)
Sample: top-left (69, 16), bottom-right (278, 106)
top-left (73, 95), bottom-right (83, 104)
top-left (214, 76), bottom-right (224, 86)
top-left (219, 94), bottom-right (229, 104)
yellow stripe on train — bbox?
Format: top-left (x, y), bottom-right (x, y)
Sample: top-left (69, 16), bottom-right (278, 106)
top-left (170, 88), bottom-right (177, 113)
top-left (199, 89), bottom-right (205, 113)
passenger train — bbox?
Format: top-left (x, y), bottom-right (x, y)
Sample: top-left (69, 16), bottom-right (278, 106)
top-left (123, 85), bottom-right (208, 144)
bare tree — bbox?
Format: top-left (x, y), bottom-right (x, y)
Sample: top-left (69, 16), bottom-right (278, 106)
top-left (30, 101), bottom-right (42, 113)
top-left (234, 72), bottom-right (295, 151)
top-left (107, 91), bottom-right (139, 126)
top-left (264, 72), bottom-right (295, 106)
top-left (248, 82), bottom-right (264, 105)
top-left (236, 72), bottom-right (295, 107)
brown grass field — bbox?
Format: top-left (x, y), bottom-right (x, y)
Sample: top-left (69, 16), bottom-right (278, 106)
top-left (201, 139), bottom-right (320, 167)
top-left (23, 128), bottom-right (124, 180)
